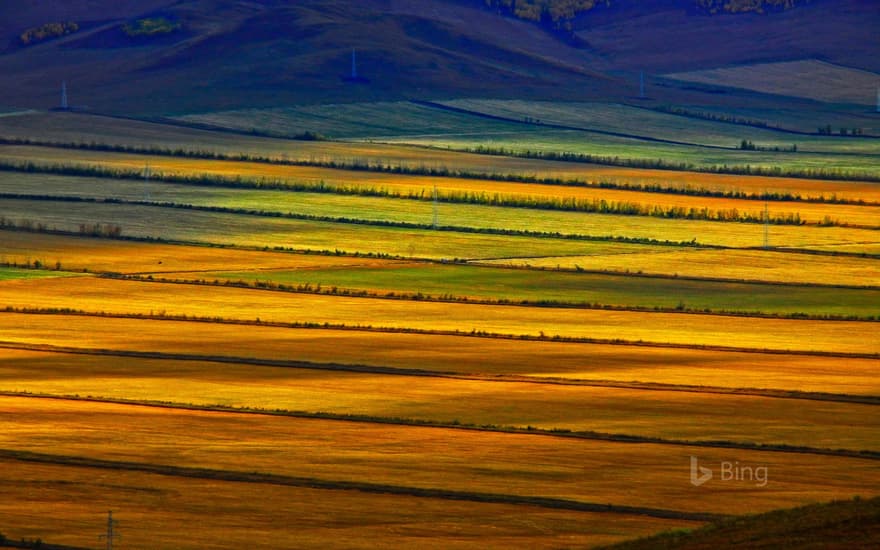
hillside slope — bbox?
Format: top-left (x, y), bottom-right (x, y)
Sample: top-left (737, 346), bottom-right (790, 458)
top-left (0, 0), bottom-right (876, 114)
top-left (601, 496), bottom-right (880, 550)
top-left (0, 0), bottom-right (614, 114)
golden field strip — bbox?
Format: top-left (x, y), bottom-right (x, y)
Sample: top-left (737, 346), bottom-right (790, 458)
top-left (2, 396), bottom-right (878, 517)
top-left (1, 348), bottom-right (877, 449)
top-left (1, 313), bottom-right (877, 396)
top-left (0, 277), bottom-right (876, 354)
top-left (3, 230), bottom-right (878, 288)
top-left (2, 460), bottom-right (671, 550)
top-left (3, 113), bottom-right (880, 200)
top-left (3, 149), bottom-right (880, 227)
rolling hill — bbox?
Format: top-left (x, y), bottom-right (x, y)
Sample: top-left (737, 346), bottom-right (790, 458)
top-left (0, 0), bottom-right (876, 115)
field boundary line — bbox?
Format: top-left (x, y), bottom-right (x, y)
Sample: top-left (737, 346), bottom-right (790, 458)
top-left (0, 448), bottom-right (724, 522)
top-left (2, 341), bottom-right (877, 406)
top-left (2, 393), bottom-right (878, 461)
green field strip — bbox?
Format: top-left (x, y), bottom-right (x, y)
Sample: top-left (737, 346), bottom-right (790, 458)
top-left (181, 262), bottom-right (880, 318)
top-left (0, 267), bottom-right (79, 281)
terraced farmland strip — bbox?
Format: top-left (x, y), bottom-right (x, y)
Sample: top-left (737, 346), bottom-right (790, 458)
top-left (4, 192), bottom-right (880, 253)
top-left (0, 277), bottom-right (876, 354)
top-left (3, 169), bottom-right (879, 228)
top-left (1, 313), bottom-right (876, 395)
top-left (2, 349), bottom-right (878, 450)
top-left (1, 396), bottom-right (877, 517)
top-left (5, 113), bottom-right (880, 198)
top-left (2, 462), bottom-right (672, 550)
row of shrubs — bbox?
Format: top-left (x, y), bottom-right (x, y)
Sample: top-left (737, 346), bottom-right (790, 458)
top-left (0, 137), bottom-right (874, 204)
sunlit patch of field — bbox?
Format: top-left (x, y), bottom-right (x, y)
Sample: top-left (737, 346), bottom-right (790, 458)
top-left (1, 396), bottom-right (878, 517)
top-left (0, 278), bottom-right (876, 354)
top-left (1, 314), bottom-right (877, 395)
top-left (2, 350), bottom-right (877, 449)
top-left (1, 461), bottom-right (662, 550)
top-left (4, 170), bottom-right (880, 228)
top-left (477, 248), bottom-right (880, 288)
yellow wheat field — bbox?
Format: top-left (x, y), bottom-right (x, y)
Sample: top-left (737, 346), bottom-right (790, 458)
top-left (1, 396), bottom-right (877, 517)
top-left (1, 314), bottom-right (876, 395)
top-left (2, 349), bottom-right (877, 449)
top-left (1, 460), bottom-right (667, 550)
top-left (0, 277), bottom-right (876, 354)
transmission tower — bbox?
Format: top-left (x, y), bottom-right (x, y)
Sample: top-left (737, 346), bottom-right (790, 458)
top-left (763, 200), bottom-right (769, 249)
top-left (432, 185), bottom-right (439, 229)
top-left (98, 511), bottom-right (120, 550)
top-left (639, 71), bottom-right (645, 99)
top-left (61, 81), bottom-right (68, 110)
top-left (143, 162), bottom-right (151, 201)
top-left (351, 49), bottom-right (358, 80)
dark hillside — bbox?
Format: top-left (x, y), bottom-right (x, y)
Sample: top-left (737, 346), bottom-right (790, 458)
top-left (571, 0), bottom-right (880, 72)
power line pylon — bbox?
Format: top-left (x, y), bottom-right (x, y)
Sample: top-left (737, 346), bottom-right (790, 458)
top-left (98, 510), bottom-right (120, 550)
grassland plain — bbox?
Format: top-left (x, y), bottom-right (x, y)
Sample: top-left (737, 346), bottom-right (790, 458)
top-left (0, 277), bottom-right (876, 354)
top-left (1, 349), bottom-right (878, 449)
top-left (2, 396), bottom-right (878, 516)
top-left (2, 314), bottom-right (877, 395)
top-left (4, 114), bottom-right (880, 201)
top-left (4, 169), bottom-right (880, 228)
top-left (4, 195), bottom-right (880, 254)
top-left (437, 99), bottom-right (880, 154)
top-left (3, 230), bottom-right (877, 288)
top-left (1, 461), bottom-right (668, 550)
